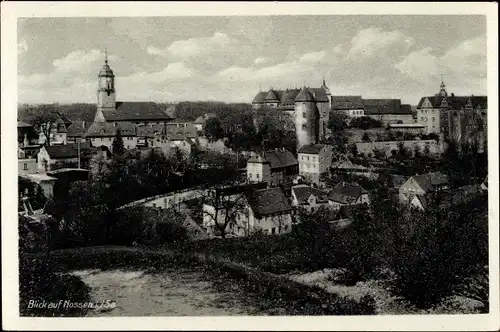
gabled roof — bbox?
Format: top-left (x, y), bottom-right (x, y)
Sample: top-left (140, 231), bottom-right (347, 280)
top-left (247, 154), bottom-right (270, 164)
top-left (417, 95), bottom-right (487, 110)
top-left (66, 121), bottom-right (88, 137)
top-left (329, 183), bottom-right (368, 203)
top-left (194, 113), bottom-right (217, 124)
top-left (246, 187), bottom-right (292, 219)
top-left (263, 149), bottom-right (298, 169)
top-left (265, 90), bottom-right (280, 101)
top-left (292, 185), bottom-right (328, 205)
top-left (331, 160), bottom-right (367, 170)
top-left (295, 87), bottom-right (315, 102)
top-left (43, 142), bottom-right (92, 159)
top-left (406, 172), bottom-right (449, 193)
top-left (102, 102), bottom-right (173, 122)
top-left (298, 144), bottom-right (326, 155)
top-left (85, 121), bottom-right (136, 137)
top-left (331, 96), bottom-right (364, 110)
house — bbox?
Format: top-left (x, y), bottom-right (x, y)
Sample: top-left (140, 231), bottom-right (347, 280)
top-left (194, 113), bottom-right (217, 132)
top-left (18, 121), bottom-right (41, 159)
top-left (331, 159), bottom-right (378, 179)
top-left (35, 112), bottom-right (72, 146)
top-left (331, 96), bottom-right (365, 119)
top-left (398, 172), bottom-right (449, 210)
top-left (37, 142), bottom-right (93, 172)
top-left (166, 120), bottom-right (198, 138)
top-left (297, 144), bottom-right (333, 185)
top-left (85, 121), bottom-right (138, 151)
top-left (246, 148), bottom-right (298, 187)
top-left (202, 184), bottom-right (292, 237)
top-left (169, 135), bottom-right (197, 157)
top-left (291, 184), bottom-right (329, 213)
top-left (66, 120), bottom-right (89, 144)
top-left (19, 173), bottom-right (57, 199)
top-left (328, 182), bottom-right (370, 210)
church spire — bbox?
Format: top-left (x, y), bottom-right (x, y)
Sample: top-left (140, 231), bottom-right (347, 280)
top-left (104, 46), bottom-right (108, 65)
top-left (439, 74), bottom-right (447, 97)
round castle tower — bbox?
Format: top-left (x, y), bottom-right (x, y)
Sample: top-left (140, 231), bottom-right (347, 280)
top-left (294, 86), bottom-right (319, 149)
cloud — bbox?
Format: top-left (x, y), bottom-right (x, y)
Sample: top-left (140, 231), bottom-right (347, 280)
top-left (299, 51), bottom-right (327, 63)
top-left (18, 39), bottom-right (28, 55)
top-left (122, 62), bottom-right (196, 84)
top-left (395, 36), bottom-right (486, 84)
top-left (148, 32), bottom-right (236, 58)
top-left (347, 27), bottom-right (414, 60)
top-left (52, 49), bottom-right (115, 73)
top-left (254, 56), bottom-right (270, 65)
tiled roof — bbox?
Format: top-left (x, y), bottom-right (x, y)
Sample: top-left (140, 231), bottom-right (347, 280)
top-left (292, 185), bottom-right (328, 204)
top-left (363, 99), bottom-right (410, 115)
top-left (331, 96), bottom-right (364, 110)
top-left (102, 102), bottom-right (173, 122)
top-left (408, 172), bottom-right (449, 193)
top-left (66, 121), bottom-right (88, 137)
top-left (252, 91), bottom-right (268, 104)
top-left (329, 183), bottom-right (368, 203)
top-left (263, 149), bottom-right (298, 170)
top-left (295, 87), bottom-right (315, 102)
top-left (246, 187), bottom-right (292, 218)
top-left (85, 121), bottom-right (136, 137)
top-left (44, 142), bottom-right (92, 159)
top-left (417, 95), bottom-right (487, 110)
top-left (298, 144), bottom-right (325, 155)
top-left (194, 113), bottom-right (217, 124)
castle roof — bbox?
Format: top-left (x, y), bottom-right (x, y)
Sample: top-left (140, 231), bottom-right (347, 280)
top-left (364, 99), bottom-right (411, 115)
top-left (417, 95), bottom-right (487, 110)
top-left (252, 91), bottom-right (268, 104)
top-left (295, 86), bottom-right (315, 102)
top-left (331, 96), bottom-right (364, 110)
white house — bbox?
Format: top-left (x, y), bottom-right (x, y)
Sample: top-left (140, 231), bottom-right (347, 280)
top-left (398, 172), bottom-right (449, 210)
top-left (203, 185), bottom-right (293, 237)
top-left (328, 182), bottom-right (370, 210)
top-left (297, 144), bottom-right (333, 185)
top-left (291, 184), bottom-right (329, 213)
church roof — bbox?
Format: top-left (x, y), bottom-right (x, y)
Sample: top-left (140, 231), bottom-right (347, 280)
top-left (102, 102), bottom-right (174, 122)
top-left (99, 63), bottom-right (114, 77)
top-left (85, 121), bottom-right (136, 137)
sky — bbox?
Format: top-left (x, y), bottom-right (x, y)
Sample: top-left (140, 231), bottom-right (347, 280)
top-left (18, 15), bottom-right (487, 105)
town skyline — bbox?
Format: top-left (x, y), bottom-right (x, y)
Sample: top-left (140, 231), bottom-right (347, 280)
top-left (18, 15), bottom-right (486, 105)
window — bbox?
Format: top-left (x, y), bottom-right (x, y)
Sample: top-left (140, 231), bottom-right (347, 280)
top-left (432, 117), bottom-right (435, 122)
top-left (421, 117), bottom-right (424, 121)
top-left (302, 124), bottom-right (307, 130)
top-left (256, 173), bottom-right (260, 179)
top-left (307, 156), bottom-right (309, 161)
top-left (271, 228), bottom-right (276, 235)
top-left (23, 163), bottom-right (28, 170)
top-left (249, 173), bottom-right (253, 178)
top-left (302, 112), bottom-right (306, 118)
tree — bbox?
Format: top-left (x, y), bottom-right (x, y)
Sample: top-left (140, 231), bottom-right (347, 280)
top-left (204, 117), bottom-right (224, 142)
top-left (112, 129), bottom-right (125, 156)
top-left (28, 105), bottom-right (59, 146)
top-left (203, 184), bottom-right (248, 239)
top-left (350, 116), bottom-right (382, 130)
top-left (328, 110), bottom-right (348, 132)
top-left (362, 132), bottom-right (371, 142)
top-left (291, 207), bottom-right (338, 270)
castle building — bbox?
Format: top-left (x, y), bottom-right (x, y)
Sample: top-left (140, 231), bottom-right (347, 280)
top-left (252, 80), bottom-right (331, 149)
top-left (416, 80), bottom-right (487, 150)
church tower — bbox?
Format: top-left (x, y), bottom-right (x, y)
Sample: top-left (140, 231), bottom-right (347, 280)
top-left (94, 49), bottom-right (116, 122)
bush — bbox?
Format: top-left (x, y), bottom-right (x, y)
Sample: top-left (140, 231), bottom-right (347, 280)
top-left (19, 255), bottom-right (91, 317)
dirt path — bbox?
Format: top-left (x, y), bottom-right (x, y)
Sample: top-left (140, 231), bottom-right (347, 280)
top-left (70, 268), bottom-right (259, 316)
